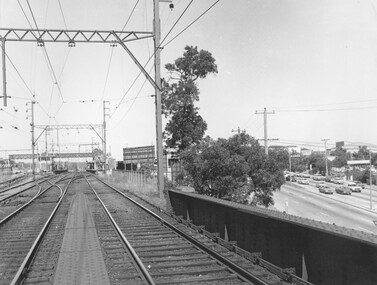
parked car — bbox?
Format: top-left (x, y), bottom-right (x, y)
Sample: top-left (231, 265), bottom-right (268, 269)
top-left (298, 179), bottom-right (310, 185)
top-left (315, 181), bottom-right (325, 188)
top-left (335, 186), bottom-right (351, 195)
top-left (290, 176), bottom-right (297, 182)
top-left (319, 185), bottom-right (333, 194)
top-left (334, 179), bottom-right (344, 184)
top-left (346, 182), bottom-right (362, 192)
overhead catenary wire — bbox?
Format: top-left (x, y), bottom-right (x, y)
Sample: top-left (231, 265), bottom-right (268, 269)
top-left (26, 0), bottom-right (65, 104)
top-left (57, 0), bottom-right (68, 30)
top-left (121, 0), bottom-right (140, 31)
top-left (111, 0), bottom-right (210, 118)
top-left (162, 0), bottom-right (220, 48)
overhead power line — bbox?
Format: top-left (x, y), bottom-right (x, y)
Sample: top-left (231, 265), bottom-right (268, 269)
top-left (57, 0), bottom-right (68, 30)
top-left (275, 105), bottom-right (377, 112)
top-left (162, 0), bottom-right (220, 48)
top-left (26, 0), bottom-right (65, 103)
top-left (270, 98), bottom-right (377, 110)
top-left (121, 0), bottom-right (140, 31)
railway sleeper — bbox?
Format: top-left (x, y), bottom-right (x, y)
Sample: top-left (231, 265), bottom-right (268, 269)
top-left (150, 266), bottom-right (228, 277)
top-left (134, 244), bottom-right (194, 253)
top-left (154, 272), bottom-right (241, 285)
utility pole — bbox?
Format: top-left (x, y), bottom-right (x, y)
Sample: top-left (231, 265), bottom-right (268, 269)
top-left (255, 108), bottom-right (275, 155)
top-left (27, 100), bottom-right (36, 178)
top-left (321, 139), bottom-right (329, 176)
top-left (103, 100), bottom-right (110, 174)
top-left (1, 38), bottom-right (7, 106)
top-left (370, 150), bottom-right (373, 210)
top-left (154, 0), bottom-right (164, 198)
top-left (45, 127), bottom-right (49, 171)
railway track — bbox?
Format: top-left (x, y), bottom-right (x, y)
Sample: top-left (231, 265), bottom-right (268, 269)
top-left (0, 173), bottom-right (74, 284)
top-left (0, 175), bottom-right (59, 221)
top-left (0, 173), bottom-right (302, 284)
top-left (86, 174), bottom-right (287, 285)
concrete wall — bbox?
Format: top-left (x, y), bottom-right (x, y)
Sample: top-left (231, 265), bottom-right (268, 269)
top-left (169, 189), bottom-right (377, 285)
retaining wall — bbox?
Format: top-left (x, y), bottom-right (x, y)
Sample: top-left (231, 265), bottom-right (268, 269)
top-left (168, 189), bottom-right (377, 285)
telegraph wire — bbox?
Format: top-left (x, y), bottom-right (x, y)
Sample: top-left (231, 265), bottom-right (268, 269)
top-left (270, 98), bottom-right (377, 110)
top-left (275, 105), bottom-right (377, 112)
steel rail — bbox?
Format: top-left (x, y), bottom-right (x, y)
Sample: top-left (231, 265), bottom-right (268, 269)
top-left (0, 175), bottom-right (65, 225)
top-left (93, 175), bottom-right (269, 285)
top-left (84, 174), bottom-right (155, 285)
top-left (10, 173), bottom-right (78, 285)
top-left (0, 174), bottom-right (48, 194)
top-left (0, 176), bottom-right (54, 202)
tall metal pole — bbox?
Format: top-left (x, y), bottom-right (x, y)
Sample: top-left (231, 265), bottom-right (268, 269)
top-left (370, 150), bottom-right (373, 210)
top-left (31, 101), bottom-right (35, 178)
top-left (45, 127), bottom-right (48, 171)
top-left (154, 0), bottom-right (165, 198)
top-left (255, 108), bottom-right (275, 156)
top-left (103, 101), bottom-right (106, 159)
top-left (263, 108), bottom-right (268, 155)
top-left (322, 139), bottom-right (329, 176)
top-left (103, 100), bottom-right (110, 174)
top-left (1, 38), bottom-right (7, 106)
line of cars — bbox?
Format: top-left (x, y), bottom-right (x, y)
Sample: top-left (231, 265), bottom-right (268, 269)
top-left (289, 172), bottom-right (365, 196)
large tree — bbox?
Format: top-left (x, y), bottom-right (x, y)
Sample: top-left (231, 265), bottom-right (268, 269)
top-left (179, 133), bottom-right (285, 207)
top-left (162, 45), bottom-right (217, 153)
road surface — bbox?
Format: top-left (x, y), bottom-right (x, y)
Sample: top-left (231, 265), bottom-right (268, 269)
top-left (272, 181), bottom-right (377, 234)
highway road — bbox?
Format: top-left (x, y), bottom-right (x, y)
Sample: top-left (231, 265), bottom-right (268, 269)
top-left (272, 181), bottom-right (377, 235)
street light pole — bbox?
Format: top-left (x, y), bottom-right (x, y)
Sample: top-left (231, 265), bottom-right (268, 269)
top-left (321, 139), bottom-right (329, 176)
top-left (370, 150), bottom-right (373, 210)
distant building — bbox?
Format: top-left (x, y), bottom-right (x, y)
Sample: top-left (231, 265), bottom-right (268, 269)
top-left (123, 145), bottom-right (155, 171)
top-left (301, 148), bottom-right (312, 156)
top-left (335, 141), bottom-right (364, 154)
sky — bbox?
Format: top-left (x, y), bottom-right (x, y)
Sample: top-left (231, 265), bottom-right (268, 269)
top-left (1, 0), bottom-right (377, 161)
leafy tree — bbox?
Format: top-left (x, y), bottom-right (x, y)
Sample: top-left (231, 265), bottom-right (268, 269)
top-left (330, 147), bottom-right (349, 168)
top-left (180, 133), bottom-right (285, 207)
top-left (162, 46), bottom-right (218, 153)
top-left (306, 152), bottom-right (331, 175)
top-left (164, 104), bottom-right (207, 152)
top-left (268, 147), bottom-right (289, 170)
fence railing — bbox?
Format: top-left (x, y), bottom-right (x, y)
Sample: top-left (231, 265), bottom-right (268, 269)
top-left (114, 170), bottom-right (147, 186)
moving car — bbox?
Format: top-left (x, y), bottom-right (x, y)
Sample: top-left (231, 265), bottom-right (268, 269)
top-left (333, 179), bottom-right (344, 184)
top-left (318, 185), bottom-right (333, 194)
top-left (335, 186), bottom-right (351, 195)
top-left (298, 178), bottom-right (309, 185)
top-left (346, 182), bottom-right (362, 192)
top-left (315, 181), bottom-right (325, 188)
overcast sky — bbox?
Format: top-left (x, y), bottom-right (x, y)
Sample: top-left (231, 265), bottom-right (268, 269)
top-left (1, 0), bottom-right (377, 160)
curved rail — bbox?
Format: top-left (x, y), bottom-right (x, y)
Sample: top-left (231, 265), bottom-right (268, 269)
top-left (0, 175), bottom-right (67, 225)
top-left (91, 174), bottom-right (270, 285)
top-left (10, 173), bottom-right (78, 285)
top-left (0, 175), bottom-right (54, 201)
top-left (84, 174), bottom-right (155, 285)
